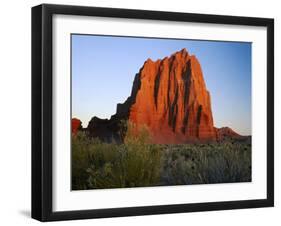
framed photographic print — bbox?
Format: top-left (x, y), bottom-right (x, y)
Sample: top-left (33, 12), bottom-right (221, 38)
top-left (32, 4), bottom-right (274, 221)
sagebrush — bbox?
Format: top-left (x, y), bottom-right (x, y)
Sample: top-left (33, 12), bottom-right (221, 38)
top-left (72, 122), bottom-right (251, 190)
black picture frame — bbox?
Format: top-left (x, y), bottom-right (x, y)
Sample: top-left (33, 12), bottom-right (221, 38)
top-left (32, 3), bottom-right (274, 222)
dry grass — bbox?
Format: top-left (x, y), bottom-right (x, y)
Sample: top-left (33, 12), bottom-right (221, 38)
top-left (72, 122), bottom-right (251, 190)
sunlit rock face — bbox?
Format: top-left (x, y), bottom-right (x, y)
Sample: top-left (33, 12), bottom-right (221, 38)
top-left (72, 118), bottom-right (82, 135)
top-left (88, 49), bottom-right (218, 144)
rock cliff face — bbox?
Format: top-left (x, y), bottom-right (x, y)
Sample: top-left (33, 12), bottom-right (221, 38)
top-left (121, 48), bottom-right (216, 143)
top-left (87, 49), bottom-right (221, 144)
top-left (87, 48), bottom-right (218, 143)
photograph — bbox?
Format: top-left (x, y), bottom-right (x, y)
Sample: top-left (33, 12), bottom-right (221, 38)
top-left (30, 3), bottom-right (274, 222)
top-left (71, 35), bottom-right (252, 190)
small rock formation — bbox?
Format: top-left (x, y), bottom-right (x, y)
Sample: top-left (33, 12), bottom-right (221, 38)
top-left (72, 118), bottom-right (82, 135)
top-left (215, 127), bottom-right (250, 143)
top-left (87, 49), bottom-right (233, 143)
top-left (87, 117), bottom-right (124, 143)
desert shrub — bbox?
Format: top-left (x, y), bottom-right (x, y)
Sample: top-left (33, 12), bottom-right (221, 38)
top-left (123, 121), bottom-right (152, 144)
top-left (72, 122), bottom-right (162, 190)
top-left (72, 124), bottom-right (251, 189)
top-left (160, 142), bottom-right (251, 185)
top-left (71, 132), bottom-right (96, 190)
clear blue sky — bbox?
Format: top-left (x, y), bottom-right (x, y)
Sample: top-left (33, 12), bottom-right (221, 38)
top-left (72, 34), bottom-right (251, 135)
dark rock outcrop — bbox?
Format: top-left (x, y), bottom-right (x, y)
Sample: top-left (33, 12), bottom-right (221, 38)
top-left (87, 117), bottom-right (124, 143)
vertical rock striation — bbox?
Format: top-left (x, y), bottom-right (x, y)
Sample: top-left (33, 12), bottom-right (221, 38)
top-left (88, 48), bottom-right (217, 143)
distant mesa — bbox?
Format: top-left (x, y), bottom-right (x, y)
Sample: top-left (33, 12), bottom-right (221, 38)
top-left (215, 127), bottom-right (250, 143)
top-left (215, 127), bottom-right (242, 139)
top-left (75, 48), bottom-right (248, 143)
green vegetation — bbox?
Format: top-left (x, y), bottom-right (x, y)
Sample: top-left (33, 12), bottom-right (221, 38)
top-left (160, 143), bottom-right (251, 185)
top-left (72, 123), bottom-right (251, 190)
